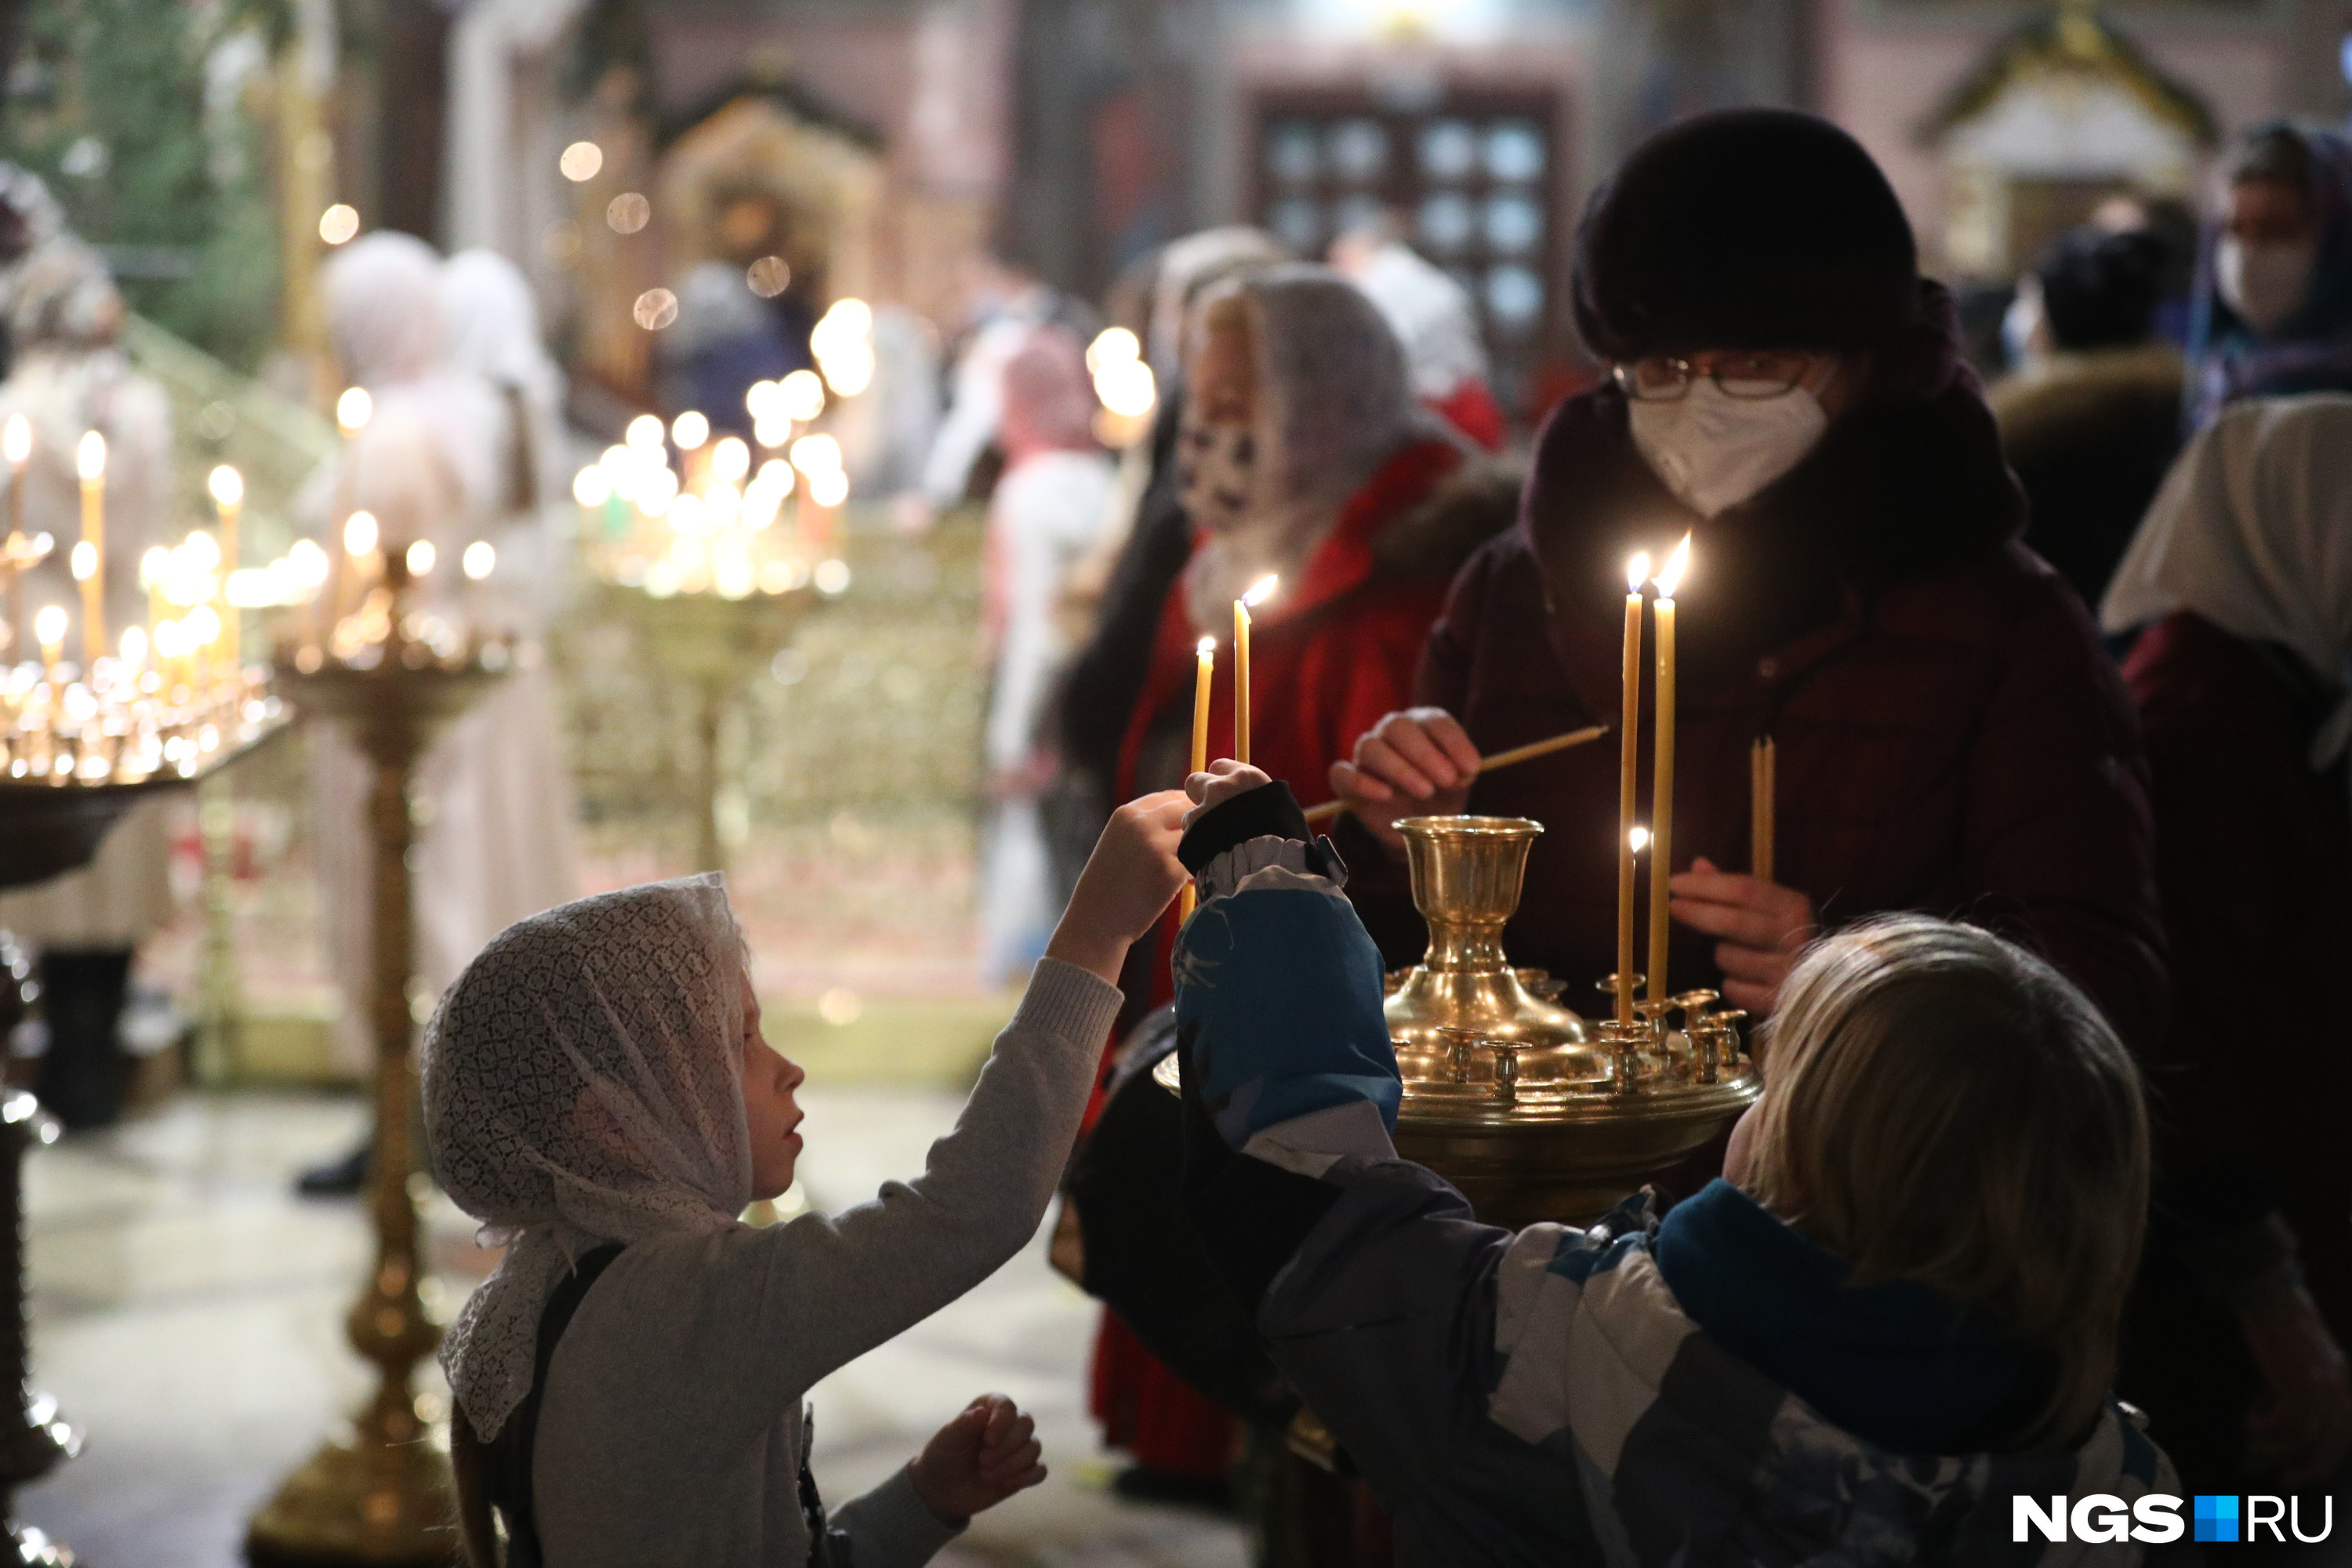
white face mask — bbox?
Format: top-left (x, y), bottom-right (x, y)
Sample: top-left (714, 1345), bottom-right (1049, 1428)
top-left (1178, 419), bottom-right (1258, 532)
top-left (1628, 381), bottom-right (1829, 517)
top-left (2217, 235), bottom-right (2316, 336)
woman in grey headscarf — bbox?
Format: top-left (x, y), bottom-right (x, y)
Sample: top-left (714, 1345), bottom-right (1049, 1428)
top-left (2102, 393), bottom-right (2352, 1494)
top-left (1082, 262), bottom-right (1513, 1490)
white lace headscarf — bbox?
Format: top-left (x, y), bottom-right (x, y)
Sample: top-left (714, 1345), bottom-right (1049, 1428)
top-left (2102, 394), bottom-right (2352, 769)
top-left (425, 873), bottom-right (751, 1440)
top-left (1180, 264), bottom-right (1421, 633)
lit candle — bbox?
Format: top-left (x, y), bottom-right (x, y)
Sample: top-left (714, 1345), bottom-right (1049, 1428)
top-left (329, 389), bottom-right (370, 622)
top-left (1647, 534), bottom-right (1690, 1008)
top-left (4, 416), bottom-right (27, 657)
top-left (340, 510), bottom-right (378, 625)
top-left (34, 604), bottom-right (64, 677)
top-left (209, 465), bottom-right (242, 674)
top-left (1234, 574), bottom-right (1277, 764)
top-left (1751, 735), bottom-right (1777, 884)
top-left (1616, 552), bottom-right (1650, 1025)
top-left (76, 431), bottom-right (104, 670)
top-left (1181, 635), bottom-right (1214, 922)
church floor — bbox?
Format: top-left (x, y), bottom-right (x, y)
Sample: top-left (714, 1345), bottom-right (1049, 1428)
top-left (17, 1088), bottom-right (1248, 1567)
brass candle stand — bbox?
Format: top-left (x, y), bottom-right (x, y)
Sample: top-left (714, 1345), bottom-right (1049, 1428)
top-left (601, 579), bottom-right (828, 874)
top-left (1384, 815), bottom-right (1760, 1229)
top-left (245, 612), bottom-right (505, 1568)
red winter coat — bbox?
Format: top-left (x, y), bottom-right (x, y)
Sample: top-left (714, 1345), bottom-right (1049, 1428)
top-left (1339, 296), bottom-right (2168, 1062)
top-left (1091, 434), bottom-right (1508, 1479)
top-left (1113, 436), bottom-right (1484, 1011)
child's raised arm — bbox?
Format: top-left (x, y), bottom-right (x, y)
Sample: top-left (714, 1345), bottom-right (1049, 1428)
top-left (633, 792), bottom-right (1193, 1431)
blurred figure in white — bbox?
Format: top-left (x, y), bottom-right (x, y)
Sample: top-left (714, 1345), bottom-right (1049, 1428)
top-left (1330, 218), bottom-right (1507, 450)
top-left (299, 232), bottom-right (576, 1192)
top-left (919, 247), bottom-right (1092, 517)
top-left (0, 233), bottom-right (176, 1128)
top-left (978, 326), bottom-right (1112, 985)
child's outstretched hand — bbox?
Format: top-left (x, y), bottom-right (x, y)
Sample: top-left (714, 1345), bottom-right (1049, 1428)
top-left (907, 1393), bottom-right (1047, 1525)
top-left (1184, 758), bottom-right (1272, 826)
top-left (1045, 789), bottom-right (1191, 984)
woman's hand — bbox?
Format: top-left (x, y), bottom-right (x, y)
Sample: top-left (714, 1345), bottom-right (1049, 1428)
top-left (908, 1393), bottom-right (1047, 1524)
top-left (1045, 789), bottom-right (1192, 985)
top-left (1327, 708), bottom-right (1480, 852)
top-left (1667, 858), bottom-right (1817, 1016)
top-left (2239, 1274), bottom-right (2352, 1486)
top-left (1184, 757), bottom-right (1273, 826)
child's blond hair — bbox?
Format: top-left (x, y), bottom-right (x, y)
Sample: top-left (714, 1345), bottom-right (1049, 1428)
top-left (1740, 914), bottom-right (2149, 1448)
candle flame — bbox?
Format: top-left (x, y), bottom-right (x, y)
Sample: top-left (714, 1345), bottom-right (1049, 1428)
top-left (463, 540), bottom-right (496, 581)
top-left (119, 626), bottom-right (145, 666)
top-left (1626, 551), bottom-right (1651, 593)
top-left (1243, 573), bottom-right (1279, 608)
top-left (405, 539), bottom-right (436, 577)
top-left (208, 465), bottom-right (243, 507)
top-left (1629, 826), bottom-right (1650, 854)
top-left (343, 511), bottom-right (379, 557)
top-left (1653, 533), bottom-right (1692, 599)
top-left (2, 416), bottom-right (27, 468)
top-left (1196, 635), bottom-right (1216, 656)
top-left (336, 387), bottom-right (372, 434)
top-left (76, 430), bottom-right (105, 481)
top-left (34, 605), bottom-right (64, 647)
top-left (69, 541), bottom-right (94, 581)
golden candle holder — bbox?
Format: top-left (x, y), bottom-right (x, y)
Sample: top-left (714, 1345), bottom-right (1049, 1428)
top-left (1385, 815), bottom-right (1760, 1229)
top-left (599, 579), bottom-right (831, 875)
top-left (245, 611), bottom-right (506, 1568)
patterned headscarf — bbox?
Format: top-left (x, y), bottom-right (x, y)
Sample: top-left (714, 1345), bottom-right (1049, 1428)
top-left (424, 875), bottom-right (751, 1439)
top-left (1179, 264), bottom-right (1418, 626)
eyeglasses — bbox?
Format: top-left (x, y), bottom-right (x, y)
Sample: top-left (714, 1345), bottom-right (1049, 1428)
top-left (1611, 352), bottom-right (1822, 402)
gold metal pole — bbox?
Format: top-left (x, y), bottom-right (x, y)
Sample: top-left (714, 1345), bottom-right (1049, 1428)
top-left (248, 652), bottom-right (499, 1568)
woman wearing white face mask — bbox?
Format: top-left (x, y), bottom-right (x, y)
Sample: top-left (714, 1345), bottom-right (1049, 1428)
top-left (2187, 122), bottom-right (2352, 429)
top-left (1328, 110), bottom-right (2166, 1076)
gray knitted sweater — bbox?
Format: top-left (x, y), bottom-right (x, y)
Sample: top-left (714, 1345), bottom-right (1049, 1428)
top-left (528, 959), bottom-right (1122, 1566)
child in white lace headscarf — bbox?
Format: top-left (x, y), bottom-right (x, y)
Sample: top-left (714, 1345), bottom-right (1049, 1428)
top-left (426, 791), bottom-right (1189, 1566)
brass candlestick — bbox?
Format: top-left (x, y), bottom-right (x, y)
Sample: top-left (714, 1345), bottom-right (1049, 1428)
top-left (1385, 815), bottom-right (1760, 1228)
top-left (246, 637), bottom-right (503, 1568)
top-left (604, 582), bottom-right (822, 874)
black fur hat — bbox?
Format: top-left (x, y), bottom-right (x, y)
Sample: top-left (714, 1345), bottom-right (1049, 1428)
top-left (1572, 109), bottom-right (1918, 361)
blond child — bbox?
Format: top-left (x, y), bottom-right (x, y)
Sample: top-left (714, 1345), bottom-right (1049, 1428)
top-left (424, 792), bottom-right (1189, 1566)
top-left (1173, 762), bottom-right (2173, 1565)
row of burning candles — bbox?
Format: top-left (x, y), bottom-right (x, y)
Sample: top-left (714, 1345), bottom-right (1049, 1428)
top-left (573, 379), bottom-right (852, 601)
top-left (0, 416), bottom-right (251, 691)
top-left (0, 420), bottom-right (270, 782)
top-left (1169, 542), bottom-right (1780, 1017)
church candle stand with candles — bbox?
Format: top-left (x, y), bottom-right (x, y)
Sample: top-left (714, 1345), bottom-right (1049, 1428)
top-left (1318, 528), bottom-right (1761, 1230)
top-left (572, 407), bottom-right (850, 874)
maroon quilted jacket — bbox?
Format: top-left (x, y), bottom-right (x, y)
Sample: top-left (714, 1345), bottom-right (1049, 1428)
top-left (1339, 284), bottom-right (2168, 1059)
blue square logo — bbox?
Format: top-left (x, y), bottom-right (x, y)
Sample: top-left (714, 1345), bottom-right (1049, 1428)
top-left (2195, 1495), bottom-right (2240, 1544)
